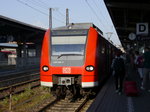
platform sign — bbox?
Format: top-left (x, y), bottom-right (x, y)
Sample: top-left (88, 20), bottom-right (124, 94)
top-left (137, 36), bottom-right (150, 41)
top-left (136, 23), bottom-right (148, 35)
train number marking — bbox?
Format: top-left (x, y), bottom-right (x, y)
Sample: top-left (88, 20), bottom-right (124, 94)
top-left (62, 67), bottom-right (71, 74)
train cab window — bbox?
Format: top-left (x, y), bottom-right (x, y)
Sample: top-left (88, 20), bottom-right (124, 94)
top-left (50, 31), bottom-right (87, 66)
top-left (51, 36), bottom-right (86, 56)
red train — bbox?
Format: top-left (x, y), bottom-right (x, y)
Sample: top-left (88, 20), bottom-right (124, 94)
top-left (40, 23), bottom-right (117, 97)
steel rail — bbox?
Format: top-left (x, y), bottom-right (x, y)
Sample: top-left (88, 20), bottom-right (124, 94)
top-left (0, 77), bottom-right (40, 99)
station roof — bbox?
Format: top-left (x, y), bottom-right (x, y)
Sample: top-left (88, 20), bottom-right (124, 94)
top-left (0, 43), bottom-right (17, 48)
top-left (0, 15), bottom-right (46, 45)
top-left (104, 0), bottom-right (150, 50)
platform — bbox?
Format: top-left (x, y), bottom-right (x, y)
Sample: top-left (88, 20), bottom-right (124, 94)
top-left (87, 70), bottom-right (150, 112)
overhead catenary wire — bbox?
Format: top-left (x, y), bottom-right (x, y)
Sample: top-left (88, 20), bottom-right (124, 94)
top-left (17, 0), bottom-right (82, 26)
top-left (93, 0), bottom-right (110, 28)
top-left (26, 0), bottom-right (69, 22)
top-left (97, 0), bottom-right (122, 46)
top-left (27, 0), bottom-right (66, 19)
top-left (64, 9), bottom-right (79, 22)
top-left (16, 0), bottom-right (65, 24)
top-left (26, 0), bottom-right (49, 10)
top-left (85, 0), bottom-right (107, 31)
top-left (17, 0), bottom-right (48, 16)
top-left (92, 0), bottom-right (118, 40)
top-left (38, 0), bottom-right (73, 22)
top-left (38, 0), bottom-right (75, 21)
top-left (94, 0), bottom-right (115, 39)
top-left (57, 10), bottom-right (66, 19)
top-left (100, 1), bottom-right (119, 34)
top-left (28, 0), bottom-right (67, 23)
top-left (37, 0), bottom-right (50, 8)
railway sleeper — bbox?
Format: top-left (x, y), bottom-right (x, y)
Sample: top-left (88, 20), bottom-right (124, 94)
top-left (54, 104), bottom-right (79, 108)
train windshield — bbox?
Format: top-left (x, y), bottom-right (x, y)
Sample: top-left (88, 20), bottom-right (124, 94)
top-left (51, 30), bottom-right (87, 66)
top-left (51, 36), bottom-right (86, 56)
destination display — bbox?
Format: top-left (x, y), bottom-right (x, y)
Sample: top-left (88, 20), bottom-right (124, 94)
top-left (51, 29), bottom-right (88, 36)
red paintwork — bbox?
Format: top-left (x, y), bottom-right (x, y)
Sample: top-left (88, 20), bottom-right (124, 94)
top-left (82, 27), bottom-right (99, 82)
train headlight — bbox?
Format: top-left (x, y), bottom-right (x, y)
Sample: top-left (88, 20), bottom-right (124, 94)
top-left (62, 80), bottom-right (65, 84)
top-left (42, 66), bottom-right (49, 72)
top-left (66, 79), bottom-right (71, 83)
top-left (85, 65), bottom-right (94, 72)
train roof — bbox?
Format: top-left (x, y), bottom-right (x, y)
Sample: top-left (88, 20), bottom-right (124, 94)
top-left (53, 23), bottom-right (103, 35)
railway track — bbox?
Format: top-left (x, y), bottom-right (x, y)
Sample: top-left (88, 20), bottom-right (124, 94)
top-left (0, 71), bottom-right (96, 111)
top-left (0, 72), bottom-right (39, 87)
top-left (79, 99), bottom-right (95, 112)
top-left (38, 94), bottom-right (95, 112)
top-left (0, 72), bottom-right (40, 99)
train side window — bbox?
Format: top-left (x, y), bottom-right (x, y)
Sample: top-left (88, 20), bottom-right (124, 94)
top-left (101, 47), bottom-right (105, 54)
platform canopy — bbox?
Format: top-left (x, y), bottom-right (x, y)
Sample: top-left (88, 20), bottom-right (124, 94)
top-left (0, 15), bottom-right (46, 46)
top-left (104, 0), bottom-right (150, 51)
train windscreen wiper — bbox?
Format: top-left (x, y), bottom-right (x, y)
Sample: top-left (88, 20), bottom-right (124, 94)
top-left (57, 53), bottom-right (82, 59)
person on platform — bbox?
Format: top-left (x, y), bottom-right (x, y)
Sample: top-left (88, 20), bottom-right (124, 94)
top-left (135, 53), bottom-right (144, 79)
top-left (111, 51), bottom-right (125, 95)
top-left (141, 47), bottom-right (150, 92)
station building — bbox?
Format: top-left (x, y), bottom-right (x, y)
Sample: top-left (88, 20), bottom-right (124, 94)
top-left (0, 15), bottom-right (46, 70)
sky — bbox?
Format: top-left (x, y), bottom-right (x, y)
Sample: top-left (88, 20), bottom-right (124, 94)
top-left (0, 0), bottom-right (122, 47)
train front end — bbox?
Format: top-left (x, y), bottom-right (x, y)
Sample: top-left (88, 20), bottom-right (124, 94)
top-left (40, 24), bottom-right (99, 96)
